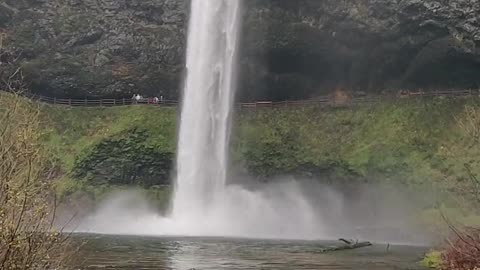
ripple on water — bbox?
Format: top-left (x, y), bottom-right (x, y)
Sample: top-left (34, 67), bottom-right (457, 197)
top-left (72, 235), bottom-right (429, 270)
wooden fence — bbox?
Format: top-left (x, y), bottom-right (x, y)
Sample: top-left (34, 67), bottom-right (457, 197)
top-left (32, 95), bottom-right (179, 107)
top-left (19, 89), bottom-right (479, 109)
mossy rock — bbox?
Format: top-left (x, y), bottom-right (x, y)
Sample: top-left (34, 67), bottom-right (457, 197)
top-left (73, 128), bottom-right (174, 187)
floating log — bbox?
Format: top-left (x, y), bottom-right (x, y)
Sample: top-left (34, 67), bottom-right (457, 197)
top-left (320, 239), bottom-right (373, 252)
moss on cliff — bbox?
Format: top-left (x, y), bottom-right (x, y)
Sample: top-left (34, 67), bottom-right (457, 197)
top-left (41, 105), bottom-right (176, 199)
top-left (35, 97), bottom-right (480, 210)
top-left (44, 105), bottom-right (176, 167)
top-left (235, 98), bottom-right (477, 185)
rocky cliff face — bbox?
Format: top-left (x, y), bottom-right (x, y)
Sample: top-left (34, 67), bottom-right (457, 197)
top-left (241, 0), bottom-right (480, 100)
top-left (1, 0), bottom-right (188, 98)
top-left (1, 0), bottom-right (479, 100)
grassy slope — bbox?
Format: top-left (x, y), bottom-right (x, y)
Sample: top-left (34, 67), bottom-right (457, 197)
top-left (233, 97), bottom-right (480, 230)
top-left (43, 104), bottom-right (177, 171)
top-left (41, 105), bottom-right (177, 205)
top-left (236, 98), bottom-right (475, 183)
top-left (35, 97), bottom-right (480, 215)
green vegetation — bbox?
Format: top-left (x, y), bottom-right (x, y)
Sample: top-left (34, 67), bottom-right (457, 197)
top-left (40, 104), bottom-right (176, 209)
top-left (42, 104), bottom-right (176, 171)
top-left (4, 92), bottom-right (480, 267)
top-left (235, 98), bottom-right (478, 186)
top-left (20, 96), bottom-right (480, 215)
top-left (0, 93), bottom-right (73, 269)
top-left (421, 251), bottom-right (442, 268)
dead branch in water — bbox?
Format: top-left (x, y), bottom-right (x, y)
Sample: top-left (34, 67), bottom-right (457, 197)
top-left (320, 239), bottom-right (373, 253)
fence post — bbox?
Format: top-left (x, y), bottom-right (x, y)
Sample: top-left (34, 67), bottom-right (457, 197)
top-left (53, 97), bottom-right (56, 105)
top-left (85, 98), bottom-right (87, 106)
top-left (100, 99), bottom-right (103, 107)
top-left (114, 99), bottom-right (116, 105)
top-left (69, 99), bottom-right (71, 106)
top-left (123, 98), bottom-right (125, 105)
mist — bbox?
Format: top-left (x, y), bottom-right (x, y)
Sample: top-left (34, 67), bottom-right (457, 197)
top-left (76, 176), bottom-right (433, 246)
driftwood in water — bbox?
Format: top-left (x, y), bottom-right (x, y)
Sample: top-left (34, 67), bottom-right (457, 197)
top-left (320, 239), bottom-right (372, 252)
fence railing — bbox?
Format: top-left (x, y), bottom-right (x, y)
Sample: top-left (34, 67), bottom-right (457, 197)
top-left (405, 89), bottom-right (475, 97)
top-left (236, 89), bottom-right (477, 109)
top-left (31, 95), bottom-right (179, 107)
top-left (14, 89), bottom-right (480, 109)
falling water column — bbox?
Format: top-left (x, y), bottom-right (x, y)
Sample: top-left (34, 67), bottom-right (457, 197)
top-left (170, 0), bottom-right (242, 226)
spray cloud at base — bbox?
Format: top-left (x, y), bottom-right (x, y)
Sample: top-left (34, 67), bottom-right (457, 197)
top-left (77, 177), bottom-right (433, 245)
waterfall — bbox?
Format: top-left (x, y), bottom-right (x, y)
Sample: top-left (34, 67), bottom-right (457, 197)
top-left (78, 0), bottom-right (429, 244)
top-left (164, 0), bottom-right (320, 238)
top-left (81, 0), bottom-right (324, 240)
top-left (170, 0), bottom-right (241, 222)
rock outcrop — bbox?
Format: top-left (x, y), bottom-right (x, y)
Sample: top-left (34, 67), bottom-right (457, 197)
top-left (1, 0), bottom-right (479, 100)
top-left (1, 0), bottom-right (188, 98)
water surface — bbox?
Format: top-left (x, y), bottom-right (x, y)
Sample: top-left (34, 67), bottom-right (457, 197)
top-left (74, 235), bottom-right (428, 270)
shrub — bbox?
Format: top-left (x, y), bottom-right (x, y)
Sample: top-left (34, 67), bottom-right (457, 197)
top-left (441, 227), bottom-right (480, 270)
top-left (422, 250), bottom-right (442, 269)
top-left (72, 128), bottom-right (173, 187)
top-left (439, 105), bottom-right (480, 270)
top-left (0, 92), bottom-right (72, 269)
